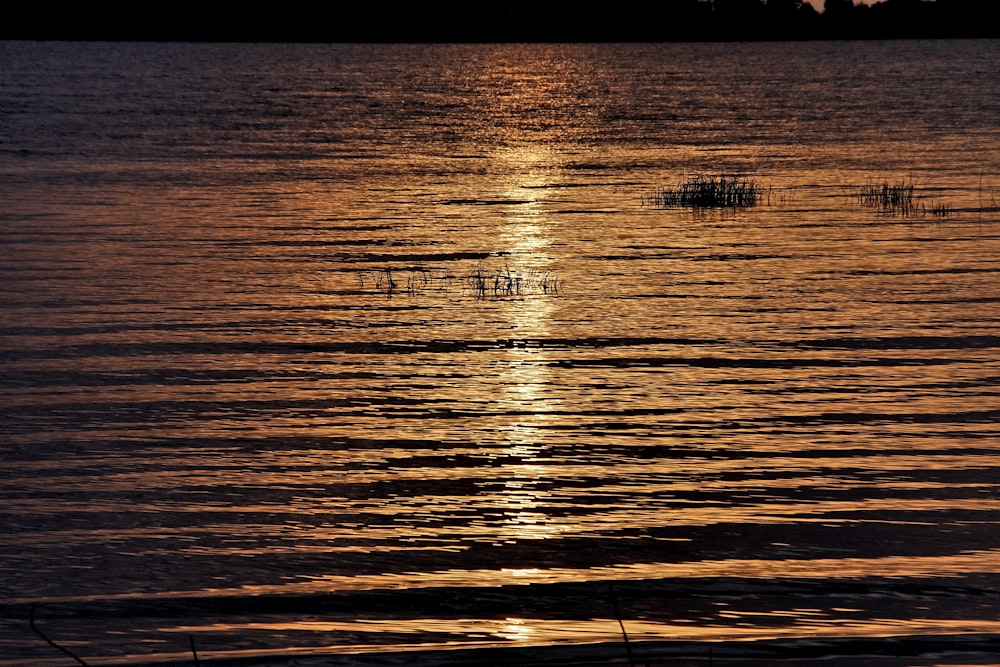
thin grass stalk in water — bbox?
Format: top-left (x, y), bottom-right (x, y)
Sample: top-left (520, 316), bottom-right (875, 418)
top-left (928, 200), bottom-right (953, 218)
top-left (29, 607), bottom-right (89, 667)
top-left (464, 262), bottom-right (559, 299)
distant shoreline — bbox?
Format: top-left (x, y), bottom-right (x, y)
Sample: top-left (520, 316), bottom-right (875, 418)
top-left (2, 1), bottom-right (998, 43)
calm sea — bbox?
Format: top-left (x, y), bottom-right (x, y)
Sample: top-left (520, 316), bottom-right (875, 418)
top-left (2, 40), bottom-right (1000, 666)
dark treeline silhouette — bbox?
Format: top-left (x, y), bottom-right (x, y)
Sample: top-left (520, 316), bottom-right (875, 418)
top-left (2, 0), bottom-right (997, 42)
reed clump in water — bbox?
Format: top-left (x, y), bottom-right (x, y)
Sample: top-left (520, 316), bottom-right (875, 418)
top-left (648, 174), bottom-right (764, 209)
top-left (856, 179), bottom-right (920, 215)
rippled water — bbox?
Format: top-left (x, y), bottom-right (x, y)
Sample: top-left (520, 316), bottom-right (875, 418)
top-left (2, 40), bottom-right (1000, 665)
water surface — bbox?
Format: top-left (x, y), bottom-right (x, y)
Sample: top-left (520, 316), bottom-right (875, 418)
top-left (2, 39), bottom-right (1000, 665)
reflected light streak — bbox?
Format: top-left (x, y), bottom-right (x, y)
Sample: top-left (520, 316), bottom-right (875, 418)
top-left (166, 616), bottom-right (1000, 642)
top-left (19, 613), bottom-right (1000, 667)
top-left (18, 549), bottom-right (1000, 607)
top-left (489, 143), bottom-right (564, 548)
top-left (159, 617), bottom-right (1000, 656)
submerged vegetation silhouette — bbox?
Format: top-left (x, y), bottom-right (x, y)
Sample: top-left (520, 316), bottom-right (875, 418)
top-left (928, 200), bottom-right (954, 217)
top-left (647, 174), bottom-right (767, 209)
top-left (29, 605), bottom-right (203, 666)
top-left (353, 169), bottom-right (992, 300)
top-left (645, 171), bottom-right (998, 218)
top-left (29, 607), bottom-right (89, 666)
top-left (856, 179), bottom-right (920, 215)
top-left (468, 263), bottom-right (561, 298)
top-left (854, 177), bottom-right (979, 217)
top-left (358, 262), bottom-right (561, 299)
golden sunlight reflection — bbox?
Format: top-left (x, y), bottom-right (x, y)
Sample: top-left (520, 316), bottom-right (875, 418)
top-left (8, 41), bottom-right (1000, 667)
top-left (497, 616), bottom-right (535, 642)
top-left (491, 348), bottom-right (561, 546)
top-left (21, 549), bottom-right (1000, 607)
top-left (495, 142), bottom-right (555, 287)
top-left (496, 475), bottom-right (559, 544)
top-left (163, 617), bottom-right (1000, 654)
top-left (63, 617), bottom-right (1000, 667)
top-left (485, 142), bottom-right (565, 549)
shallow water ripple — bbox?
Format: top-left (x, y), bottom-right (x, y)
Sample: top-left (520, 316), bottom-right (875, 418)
top-left (2, 39), bottom-right (1000, 665)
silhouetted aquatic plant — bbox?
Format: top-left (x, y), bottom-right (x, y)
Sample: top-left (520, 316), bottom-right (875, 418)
top-left (538, 269), bottom-right (561, 294)
top-left (928, 200), bottom-right (954, 218)
top-left (374, 267), bottom-right (398, 293)
top-left (648, 174), bottom-right (764, 209)
top-left (466, 262), bottom-right (534, 299)
top-left (856, 179), bottom-right (920, 215)
top-left (608, 583), bottom-right (636, 667)
top-left (406, 265), bottom-right (431, 295)
top-left (29, 605), bottom-right (202, 667)
top-left (29, 607), bottom-right (89, 666)
top-left (359, 262), bottom-right (559, 299)
top-left (978, 173), bottom-right (999, 214)
top-left (466, 263), bottom-right (490, 297)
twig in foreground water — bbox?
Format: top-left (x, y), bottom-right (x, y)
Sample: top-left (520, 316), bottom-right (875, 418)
top-left (29, 605), bottom-right (89, 666)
